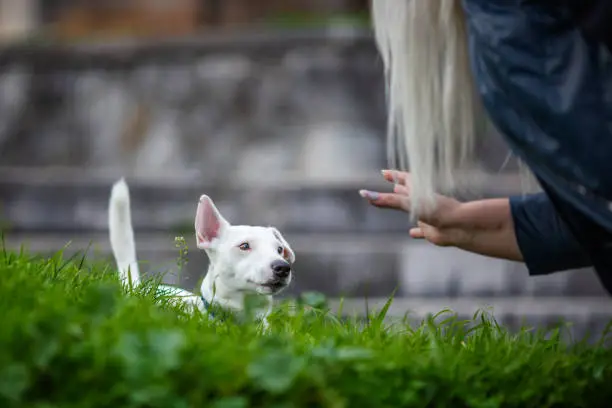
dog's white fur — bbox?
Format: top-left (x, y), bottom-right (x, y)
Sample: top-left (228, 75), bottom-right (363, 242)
top-left (108, 178), bottom-right (295, 320)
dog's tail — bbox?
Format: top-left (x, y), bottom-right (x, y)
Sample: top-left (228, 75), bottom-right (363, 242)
top-left (109, 178), bottom-right (141, 288)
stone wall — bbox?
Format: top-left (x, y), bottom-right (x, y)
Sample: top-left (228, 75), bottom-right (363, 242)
top-left (1, 29), bottom-right (611, 340)
top-left (0, 29), bottom-right (387, 182)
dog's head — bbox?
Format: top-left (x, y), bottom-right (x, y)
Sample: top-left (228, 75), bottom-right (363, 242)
top-left (194, 195), bottom-right (295, 296)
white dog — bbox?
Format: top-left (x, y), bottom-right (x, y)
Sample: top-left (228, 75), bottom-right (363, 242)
top-left (108, 178), bottom-right (295, 321)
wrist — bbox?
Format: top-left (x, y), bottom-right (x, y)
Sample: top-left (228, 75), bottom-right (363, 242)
top-left (447, 198), bottom-right (513, 233)
top-left (429, 198), bottom-right (464, 228)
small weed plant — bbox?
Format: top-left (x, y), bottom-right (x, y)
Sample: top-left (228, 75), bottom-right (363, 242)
top-left (1, 235), bottom-right (611, 408)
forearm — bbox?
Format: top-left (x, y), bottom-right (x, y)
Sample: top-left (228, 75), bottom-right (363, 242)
top-left (447, 199), bottom-right (524, 262)
top-left (443, 193), bottom-right (592, 274)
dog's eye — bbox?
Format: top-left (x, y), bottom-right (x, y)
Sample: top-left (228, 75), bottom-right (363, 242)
top-left (238, 242), bottom-right (251, 251)
top-left (277, 246), bottom-right (283, 255)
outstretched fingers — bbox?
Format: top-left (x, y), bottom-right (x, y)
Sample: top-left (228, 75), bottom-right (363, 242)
top-left (359, 190), bottom-right (410, 211)
top-left (393, 183), bottom-right (409, 195)
top-left (409, 226), bottom-right (425, 239)
top-left (382, 169), bottom-right (410, 187)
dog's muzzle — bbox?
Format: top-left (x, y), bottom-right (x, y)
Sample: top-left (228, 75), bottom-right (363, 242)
top-left (258, 259), bottom-right (291, 292)
top-left (271, 259), bottom-right (291, 279)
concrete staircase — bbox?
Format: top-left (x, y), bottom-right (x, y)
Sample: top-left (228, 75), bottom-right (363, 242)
top-left (1, 29), bottom-right (612, 341)
top-left (3, 171), bottom-right (612, 342)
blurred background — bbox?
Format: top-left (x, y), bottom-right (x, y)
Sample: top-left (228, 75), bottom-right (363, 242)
top-left (1, 0), bottom-right (611, 340)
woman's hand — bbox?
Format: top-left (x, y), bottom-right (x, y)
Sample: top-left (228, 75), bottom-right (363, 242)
top-left (359, 170), bottom-right (523, 261)
top-left (359, 170), bottom-right (471, 247)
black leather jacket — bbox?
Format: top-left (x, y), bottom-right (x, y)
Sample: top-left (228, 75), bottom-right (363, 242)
top-left (463, 0), bottom-right (612, 293)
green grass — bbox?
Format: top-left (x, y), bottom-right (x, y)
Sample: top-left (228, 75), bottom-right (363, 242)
top-left (1, 240), bottom-right (612, 408)
top-left (263, 12), bottom-right (371, 29)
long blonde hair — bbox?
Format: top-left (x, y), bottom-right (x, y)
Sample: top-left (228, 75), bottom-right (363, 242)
top-left (371, 0), bottom-right (493, 216)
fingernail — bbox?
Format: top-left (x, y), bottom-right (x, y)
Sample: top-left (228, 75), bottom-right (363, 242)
top-left (381, 169), bottom-right (390, 176)
top-left (359, 190), bottom-right (379, 200)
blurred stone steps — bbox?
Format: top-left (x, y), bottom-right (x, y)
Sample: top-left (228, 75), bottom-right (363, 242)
top-left (5, 232), bottom-right (612, 341)
top-left (332, 298), bottom-right (612, 344)
top-left (2, 169), bottom-right (608, 299)
top-left (332, 297), bottom-right (612, 318)
top-left (0, 169), bottom-right (526, 234)
top-left (1, 30), bottom-right (610, 342)
top-left (4, 231), bottom-right (608, 298)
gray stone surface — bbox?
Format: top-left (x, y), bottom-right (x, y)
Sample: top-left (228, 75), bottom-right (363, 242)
top-left (1, 29), bottom-right (610, 339)
top-left (0, 179), bottom-right (408, 233)
top-left (3, 232), bottom-right (609, 299)
top-left (333, 298), bottom-right (612, 344)
top-left (0, 171), bottom-right (534, 235)
top-left (0, 29), bottom-right (523, 181)
top-left (0, 29), bottom-right (388, 185)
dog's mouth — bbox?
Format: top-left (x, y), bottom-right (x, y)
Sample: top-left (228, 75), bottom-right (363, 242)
top-left (263, 281), bottom-right (286, 290)
top-left (249, 279), bottom-right (288, 292)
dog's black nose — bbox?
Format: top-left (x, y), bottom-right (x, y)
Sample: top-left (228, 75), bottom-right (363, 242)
top-left (271, 260), bottom-right (291, 278)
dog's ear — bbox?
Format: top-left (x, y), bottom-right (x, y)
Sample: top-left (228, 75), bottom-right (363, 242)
top-left (195, 195), bottom-right (230, 250)
top-left (270, 227), bottom-right (296, 264)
